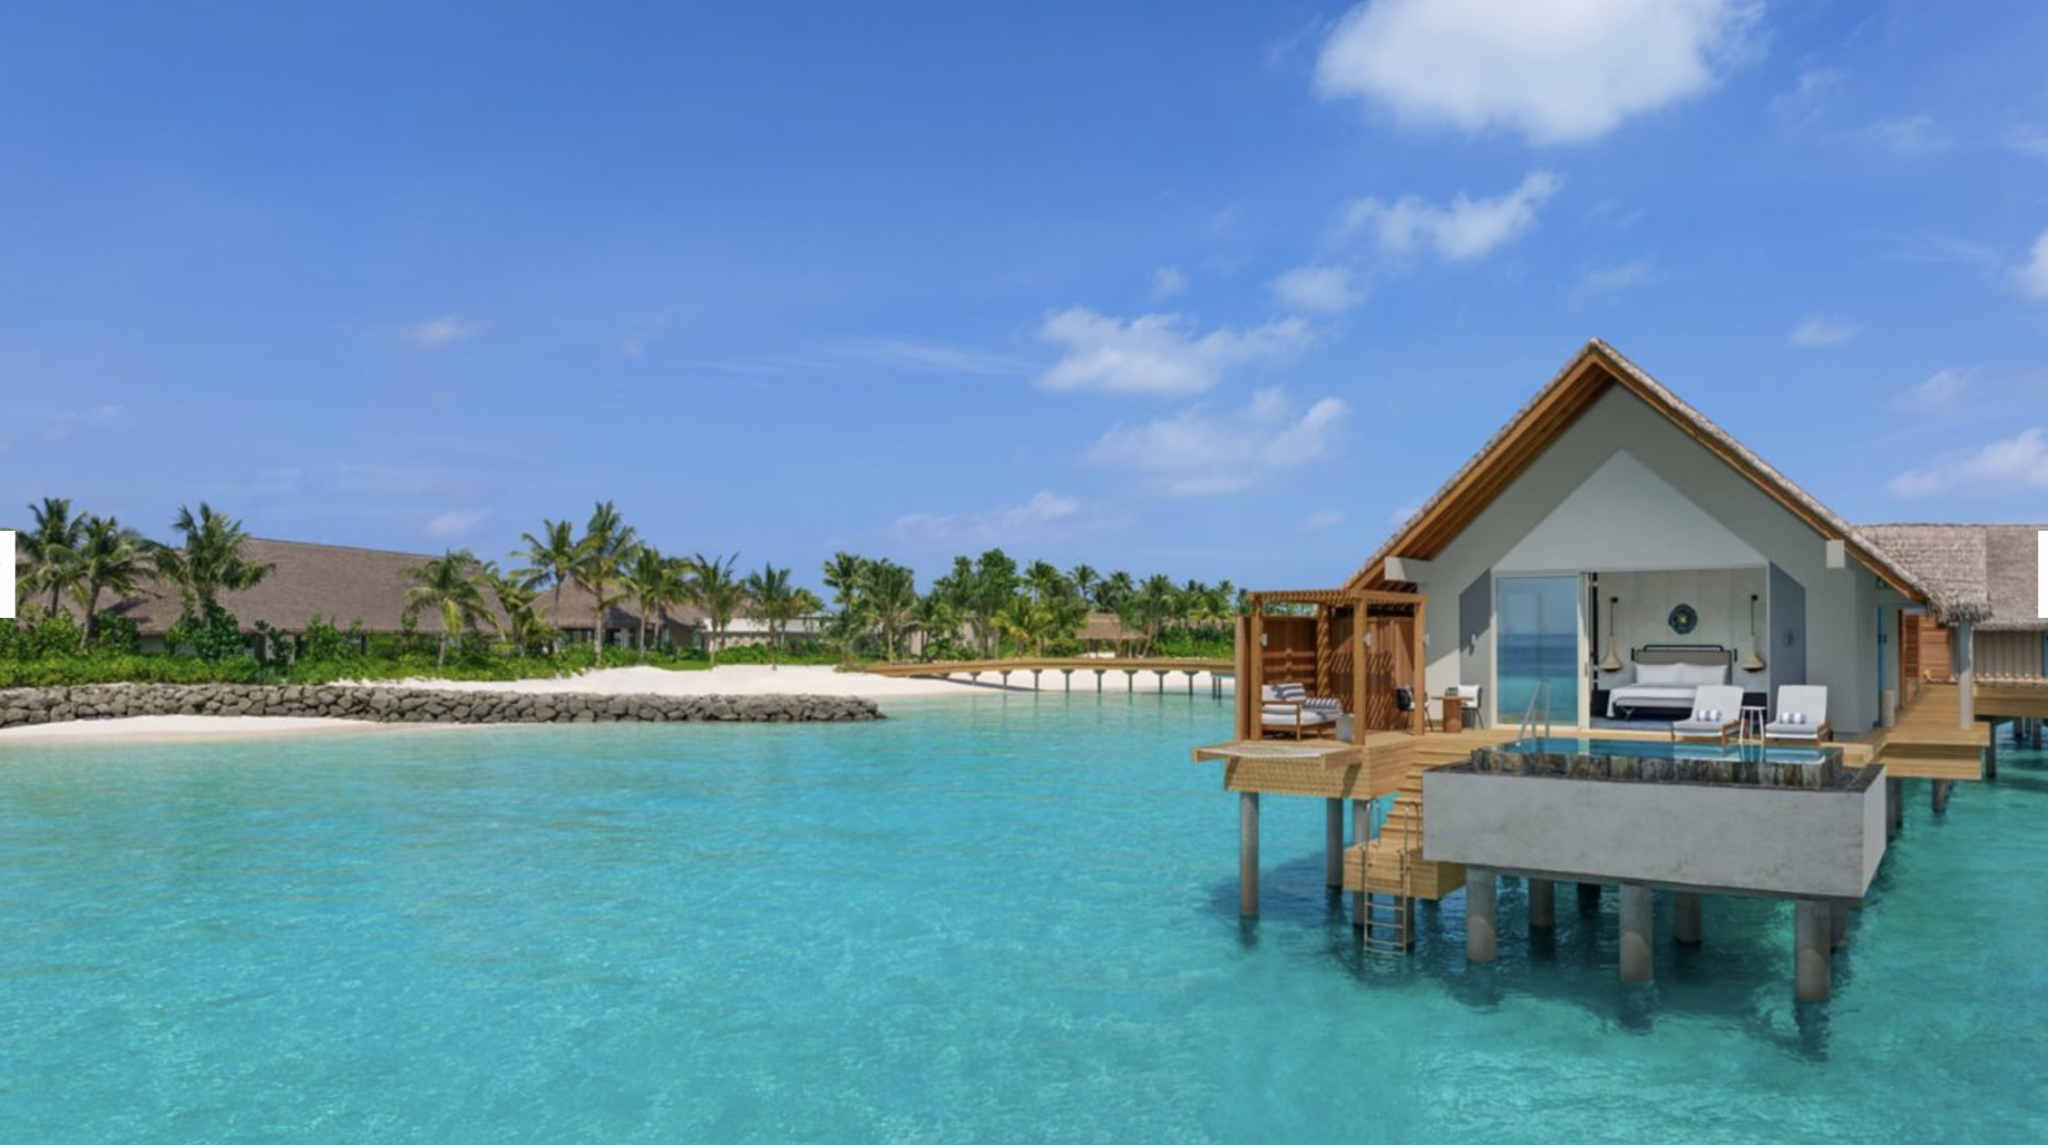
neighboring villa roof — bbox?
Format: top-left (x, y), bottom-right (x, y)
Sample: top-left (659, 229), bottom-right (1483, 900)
top-left (1344, 339), bottom-right (1944, 614)
top-left (1082, 612), bottom-right (1143, 642)
top-left (86, 537), bottom-right (705, 636)
top-left (1857, 524), bottom-right (2041, 630)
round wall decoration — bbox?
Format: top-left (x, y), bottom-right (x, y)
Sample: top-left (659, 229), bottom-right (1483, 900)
top-left (1667, 603), bottom-right (1699, 635)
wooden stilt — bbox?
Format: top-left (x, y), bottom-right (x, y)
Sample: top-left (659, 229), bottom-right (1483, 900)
top-left (1528, 878), bottom-right (1555, 930)
top-left (1239, 793), bottom-right (1259, 917)
top-left (1324, 798), bottom-right (1344, 890)
top-left (1933, 778), bottom-right (1953, 813)
top-left (1352, 798), bottom-right (1370, 925)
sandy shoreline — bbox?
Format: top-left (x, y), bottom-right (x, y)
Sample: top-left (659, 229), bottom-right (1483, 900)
top-left (0, 665), bottom-right (1233, 745)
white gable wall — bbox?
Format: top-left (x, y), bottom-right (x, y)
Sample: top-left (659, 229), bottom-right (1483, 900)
top-left (1407, 385), bottom-right (1883, 732)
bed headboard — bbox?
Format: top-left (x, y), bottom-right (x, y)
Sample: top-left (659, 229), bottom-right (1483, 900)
top-left (1632, 644), bottom-right (1734, 667)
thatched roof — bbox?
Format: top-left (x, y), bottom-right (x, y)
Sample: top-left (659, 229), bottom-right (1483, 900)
top-left (1858, 524), bottom-right (2042, 630)
top-left (1082, 612), bottom-right (1143, 643)
top-left (1344, 339), bottom-right (1934, 607)
top-left (79, 538), bottom-right (704, 636)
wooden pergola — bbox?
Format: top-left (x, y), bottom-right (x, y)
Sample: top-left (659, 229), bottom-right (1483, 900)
top-left (1233, 587), bottom-right (1429, 740)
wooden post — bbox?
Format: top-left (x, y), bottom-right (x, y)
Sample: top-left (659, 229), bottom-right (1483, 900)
top-left (1232, 615), bottom-right (1252, 739)
top-left (1411, 597), bottom-right (1428, 736)
top-left (1325, 798), bottom-right (1344, 889)
top-left (1933, 778), bottom-right (1953, 813)
top-left (1314, 607), bottom-right (1332, 699)
top-left (1352, 798), bottom-right (1371, 925)
top-left (1239, 792), bottom-right (1260, 916)
top-left (1247, 603), bottom-right (1266, 724)
top-left (1062, 669), bottom-right (1072, 693)
top-left (1351, 601), bottom-right (1368, 743)
top-left (1986, 724), bottom-right (1998, 781)
top-left (1619, 884), bottom-right (1653, 983)
top-left (1955, 621), bottom-right (1974, 728)
top-left (1466, 868), bottom-right (1497, 963)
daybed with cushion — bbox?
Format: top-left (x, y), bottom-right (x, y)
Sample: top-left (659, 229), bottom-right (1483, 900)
top-left (1763, 684), bottom-right (1832, 745)
top-left (1261, 683), bottom-right (1341, 739)
top-left (1669, 685), bottom-right (1745, 744)
top-left (1606, 661), bottom-right (1730, 719)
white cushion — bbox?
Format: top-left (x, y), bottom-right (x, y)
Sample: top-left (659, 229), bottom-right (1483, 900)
top-left (1636, 663), bottom-right (1683, 685)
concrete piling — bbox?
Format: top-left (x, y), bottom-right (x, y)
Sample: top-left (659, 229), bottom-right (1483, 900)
top-left (1577, 882), bottom-right (1602, 912)
top-left (1325, 798), bottom-right (1344, 890)
top-left (1528, 878), bottom-right (1555, 931)
top-left (1933, 779), bottom-right (1953, 814)
top-left (1795, 899), bottom-right (1832, 1001)
top-left (1674, 892), bottom-right (1703, 945)
top-left (1831, 901), bottom-right (1849, 950)
top-left (1466, 868), bottom-right (1497, 964)
top-left (1619, 884), bottom-right (1654, 983)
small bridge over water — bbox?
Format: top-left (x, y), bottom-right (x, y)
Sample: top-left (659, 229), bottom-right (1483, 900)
top-left (864, 657), bottom-right (1233, 696)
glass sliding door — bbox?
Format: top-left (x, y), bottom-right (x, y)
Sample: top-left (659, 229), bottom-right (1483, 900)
top-left (1496, 575), bottom-right (1583, 728)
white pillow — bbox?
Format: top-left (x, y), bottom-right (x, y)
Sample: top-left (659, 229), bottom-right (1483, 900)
top-left (1686, 663), bottom-right (1731, 687)
top-left (1636, 663), bottom-right (1683, 685)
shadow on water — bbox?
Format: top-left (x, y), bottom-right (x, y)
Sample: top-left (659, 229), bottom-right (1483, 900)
top-left (1204, 863), bottom-right (1839, 1058)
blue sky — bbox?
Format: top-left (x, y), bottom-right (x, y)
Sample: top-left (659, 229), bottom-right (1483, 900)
top-left (4, 1), bottom-right (2047, 591)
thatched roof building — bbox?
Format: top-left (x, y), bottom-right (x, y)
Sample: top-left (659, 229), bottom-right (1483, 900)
top-left (73, 538), bottom-right (704, 639)
top-left (1858, 524), bottom-right (2044, 631)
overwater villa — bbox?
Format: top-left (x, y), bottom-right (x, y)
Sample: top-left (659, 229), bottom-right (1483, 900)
top-left (1198, 340), bottom-right (2048, 1001)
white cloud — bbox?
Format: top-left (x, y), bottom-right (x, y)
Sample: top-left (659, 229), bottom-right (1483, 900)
top-left (1301, 508), bottom-right (1346, 532)
top-left (1889, 427), bottom-right (2048, 497)
top-left (891, 491), bottom-right (1086, 546)
top-left (1315, 0), bottom-right (1762, 145)
top-left (425, 509), bottom-right (488, 539)
top-left (1579, 258), bottom-right (1659, 294)
top-left (1771, 68), bottom-right (1846, 128)
top-left (405, 316), bottom-right (489, 348)
top-left (2005, 125), bottom-right (2048, 160)
top-left (1891, 367), bottom-right (1972, 414)
top-left (1150, 266), bottom-right (1189, 300)
top-left (1343, 172), bottom-right (1563, 263)
top-left (1269, 264), bottom-right (1368, 313)
top-left (835, 339), bottom-right (1032, 377)
top-left (1789, 317), bottom-right (1861, 348)
top-left (1034, 308), bottom-right (1314, 397)
top-left (1862, 114), bottom-right (1949, 156)
top-left (2014, 229), bottom-right (2048, 301)
top-left (1088, 389), bottom-right (1350, 496)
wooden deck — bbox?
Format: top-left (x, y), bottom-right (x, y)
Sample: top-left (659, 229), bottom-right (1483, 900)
top-left (866, 657), bottom-right (1229, 680)
top-left (1202, 724), bottom-right (1884, 903)
top-left (1975, 678), bottom-right (2048, 720)
top-left (1857, 682), bottom-right (1986, 780)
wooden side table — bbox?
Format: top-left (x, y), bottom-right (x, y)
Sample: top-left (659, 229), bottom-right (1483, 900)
top-left (1440, 695), bottom-right (1464, 733)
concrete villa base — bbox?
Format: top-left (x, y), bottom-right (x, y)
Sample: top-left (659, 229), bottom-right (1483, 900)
top-left (0, 683), bottom-right (884, 729)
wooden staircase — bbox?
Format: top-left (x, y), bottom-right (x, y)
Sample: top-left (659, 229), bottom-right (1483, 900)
top-left (1344, 734), bottom-right (1475, 952)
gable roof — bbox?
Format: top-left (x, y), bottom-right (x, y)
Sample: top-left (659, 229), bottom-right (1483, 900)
top-left (1857, 523), bottom-right (2038, 629)
top-left (1344, 339), bottom-right (1934, 608)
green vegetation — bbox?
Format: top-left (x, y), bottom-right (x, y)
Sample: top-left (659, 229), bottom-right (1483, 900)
top-left (7, 496), bottom-right (1242, 689)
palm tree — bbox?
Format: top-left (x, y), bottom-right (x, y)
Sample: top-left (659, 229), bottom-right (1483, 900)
top-left (1068, 563), bottom-right (1099, 608)
top-left (685, 552), bottom-right (745, 666)
top-left (571, 501), bottom-right (638, 665)
top-left (401, 549), bottom-right (495, 667)
top-left (487, 568), bottom-right (553, 657)
top-left (1121, 574), bottom-right (1180, 657)
top-left (18, 497), bottom-right (87, 616)
top-left (625, 545), bottom-right (684, 652)
top-left (71, 514), bottom-right (149, 647)
top-left (822, 552), bottom-right (869, 612)
top-left (1097, 570), bottom-right (1135, 616)
top-left (515, 518), bottom-right (580, 649)
top-left (910, 594), bottom-right (958, 659)
top-left (743, 562), bottom-right (811, 669)
top-left (152, 502), bottom-right (274, 612)
top-left (859, 559), bottom-right (919, 661)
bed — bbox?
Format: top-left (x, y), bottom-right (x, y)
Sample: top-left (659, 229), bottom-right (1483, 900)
top-left (1605, 645), bottom-right (1734, 719)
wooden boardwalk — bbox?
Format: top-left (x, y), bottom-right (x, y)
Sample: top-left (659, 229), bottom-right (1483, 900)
top-left (865, 657), bottom-right (1232, 694)
top-left (1857, 682), bottom-right (1986, 780)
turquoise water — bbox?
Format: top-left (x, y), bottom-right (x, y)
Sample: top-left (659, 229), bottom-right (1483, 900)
top-left (2, 696), bottom-right (2045, 1143)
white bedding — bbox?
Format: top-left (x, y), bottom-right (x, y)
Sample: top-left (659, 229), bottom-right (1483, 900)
top-left (1606, 684), bottom-right (1701, 718)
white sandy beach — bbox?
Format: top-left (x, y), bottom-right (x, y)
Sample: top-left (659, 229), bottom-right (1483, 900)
top-left (0, 665), bottom-right (1233, 745)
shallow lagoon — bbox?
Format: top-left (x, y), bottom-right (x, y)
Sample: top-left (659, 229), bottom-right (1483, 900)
top-left (1, 694), bottom-right (2043, 1143)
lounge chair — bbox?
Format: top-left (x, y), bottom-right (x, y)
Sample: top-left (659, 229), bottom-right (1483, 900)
top-left (1763, 685), bottom-right (1832, 745)
top-left (1261, 683), bottom-right (1341, 740)
top-left (1671, 685), bottom-right (1745, 744)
